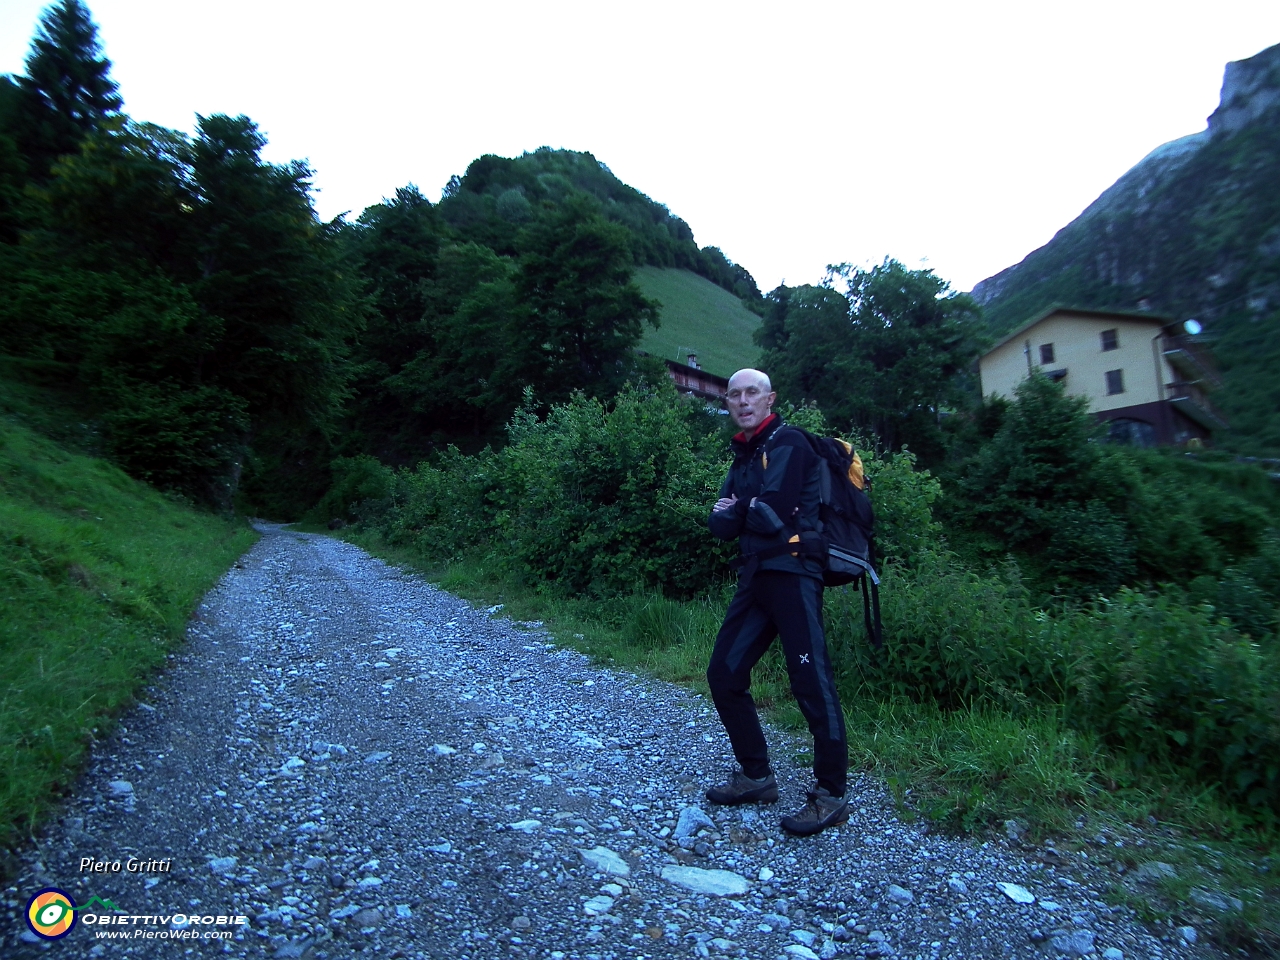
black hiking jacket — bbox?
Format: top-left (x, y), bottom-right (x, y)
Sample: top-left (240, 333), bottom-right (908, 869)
top-left (707, 415), bottom-right (823, 581)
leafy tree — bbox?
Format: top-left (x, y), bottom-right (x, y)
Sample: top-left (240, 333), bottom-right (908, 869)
top-left (14, 0), bottom-right (122, 177)
top-left (387, 241), bottom-right (519, 440)
top-left (506, 197), bottom-right (659, 406)
top-left (37, 119), bottom-right (192, 272)
top-left (187, 114), bottom-right (363, 431)
top-left (758, 259), bottom-right (980, 457)
top-left (343, 185), bottom-right (444, 459)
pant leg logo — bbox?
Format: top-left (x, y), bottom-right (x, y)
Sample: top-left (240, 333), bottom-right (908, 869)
top-left (799, 654), bottom-right (810, 664)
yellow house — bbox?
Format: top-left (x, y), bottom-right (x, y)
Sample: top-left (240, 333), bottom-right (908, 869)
top-left (978, 307), bottom-right (1224, 445)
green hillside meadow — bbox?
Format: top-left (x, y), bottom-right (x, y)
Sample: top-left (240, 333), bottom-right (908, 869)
top-left (0, 398), bottom-right (255, 849)
top-left (634, 267), bottom-right (762, 377)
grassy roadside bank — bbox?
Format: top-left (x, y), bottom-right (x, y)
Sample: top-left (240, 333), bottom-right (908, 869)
top-left (329, 526), bottom-right (1279, 954)
top-left (0, 414), bottom-right (257, 860)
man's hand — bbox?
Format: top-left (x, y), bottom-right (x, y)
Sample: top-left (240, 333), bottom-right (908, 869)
top-left (713, 494), bottom-right (739, 512)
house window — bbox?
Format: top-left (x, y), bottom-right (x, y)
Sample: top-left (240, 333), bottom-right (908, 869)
top-left (1100, 328), bottom-right (1119, 351)
top-left (1105, 369), bottom-right (1125, 395)
top-left (1039, 343), bottom-right (1055, 364)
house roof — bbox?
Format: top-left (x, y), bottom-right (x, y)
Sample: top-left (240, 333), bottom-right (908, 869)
top-left (983, 305), bottom-right (1176, 357)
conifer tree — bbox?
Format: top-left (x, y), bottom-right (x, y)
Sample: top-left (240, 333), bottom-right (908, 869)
top-left (17, 0), bottom-right (122, 175)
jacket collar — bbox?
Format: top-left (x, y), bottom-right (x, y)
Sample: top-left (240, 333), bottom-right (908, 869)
top-left (731, 413), bottom-right (781, 457)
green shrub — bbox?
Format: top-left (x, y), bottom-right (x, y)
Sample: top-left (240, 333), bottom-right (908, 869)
top-left (824, 550), bottom-right (1280, 816)
top-left (494, 385), bottom-right (730, 596)
top-left (309, 454), bottom-right (393, 524)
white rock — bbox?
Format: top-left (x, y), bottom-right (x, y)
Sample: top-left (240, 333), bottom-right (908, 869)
top-left (947, 878), bottom-right (968, 895)
top-left (758, 866), bottom-right (775, 882)
top-left (280, 757), bottom-right (306, 776)
top-left (601, 883), bottom-right (623, 897)
top-left (784, 946), bottom-right (821, 960)
top-left (578, 846), bottom-right (630, 877)
top-left (507, 819), bottom-right (542, 833)
top-left (887, 884), bottom-right (914, 905)
top-left (1190, 887), bottom-right (1243, 912)
top-left (208, 856), bottom-right (238, 875)
top-left (1130, 861), bottom-right (1176, 883)
top-left (1178, 926), bottom-right (1197, 944)
top-left (1050, 929), bottom-right (1095, 957)
top-left (430, 744), bottom-right (457, 756)
top-left (661, 865), bottom-right (749, 897)
top-left (108, 780), bottom-right (134, 797)
top-left (1103, 949), bottom-right (1124, 960)
top-left (820, 940), bottom-right (838, 960)
top-left (792, 930), bottom-right (817, 946)
top-left (357, 877), bottom-right (383, 889)
top-left (583, 895), bottom-right (614, 915)
top-left (996, 881), bottom-right (1035, 904)
top-left (395, 904), bottom-right (412, 919)
top-left (1040, 900), bottom-right (1061, 911)
top-left (425, 841), bottom-right (452, 854)
top-left (363, 751), bottom-right (391, 763)
top-left (674, 805), bottom-right (716, 840)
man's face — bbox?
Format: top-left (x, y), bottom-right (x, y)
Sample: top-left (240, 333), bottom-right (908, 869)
top-left (726, 377), bottom-right (775, 433)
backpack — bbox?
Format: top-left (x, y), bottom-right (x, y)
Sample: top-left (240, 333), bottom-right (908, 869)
top-left (733, 426), bottom-right (884, 648)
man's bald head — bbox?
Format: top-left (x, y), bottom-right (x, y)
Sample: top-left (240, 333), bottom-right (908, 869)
top-left (728, 368), bottom-right (772, 394)
top-left (725, 369), bottom-right (776, 438)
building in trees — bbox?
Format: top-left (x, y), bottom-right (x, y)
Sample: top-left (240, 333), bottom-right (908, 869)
top-left (978, 307), bottom-right (1225, 445)
top-left (661, 353), bottom-right (728, 401)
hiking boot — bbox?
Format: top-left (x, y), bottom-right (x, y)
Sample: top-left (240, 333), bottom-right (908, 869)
top-left (705, 769), bottom-right (779, 805)
top-left (780, 786), bottom-right (849, 836)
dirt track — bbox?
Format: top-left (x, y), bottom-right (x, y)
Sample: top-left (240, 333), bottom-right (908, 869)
top-left (4, 525), bottom-right (1208, 960)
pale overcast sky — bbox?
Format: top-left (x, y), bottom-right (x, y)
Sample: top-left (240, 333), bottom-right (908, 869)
top-left (3, 1), bottom-right (1278, 293)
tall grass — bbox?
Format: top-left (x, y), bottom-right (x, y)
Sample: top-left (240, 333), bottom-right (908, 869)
top-left (0, 415), bottom-right (256, 851)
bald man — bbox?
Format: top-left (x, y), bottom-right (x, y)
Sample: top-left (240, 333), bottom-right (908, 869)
top-left (705, 369), bottom-right (849, 836)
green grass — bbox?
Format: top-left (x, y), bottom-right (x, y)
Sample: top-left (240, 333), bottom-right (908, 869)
top-left (0, 402), bottom-right (256, 854)
top-left (633, 267), bottom-right (762, 378)
top-left (329, 528), bottom-right (1280, 954)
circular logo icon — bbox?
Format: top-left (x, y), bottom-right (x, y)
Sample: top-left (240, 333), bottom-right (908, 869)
top-left (26, 887), bottom-right (78, 940)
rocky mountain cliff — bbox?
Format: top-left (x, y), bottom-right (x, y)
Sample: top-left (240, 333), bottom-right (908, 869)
top-left (971, 42), bottom-right (1280, 451)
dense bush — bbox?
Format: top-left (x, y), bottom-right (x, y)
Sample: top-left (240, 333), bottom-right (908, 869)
top-left (308, 454), bottom-right (393, 525)
top-left (823, 551), bottom-right (1280, 814)
top-left (950, 374), bottom-right (1280, 634)
top-left (373, 385), bottom-right (943, 597)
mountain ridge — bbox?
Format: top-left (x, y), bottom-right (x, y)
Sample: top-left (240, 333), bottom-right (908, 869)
top-left (968, 42), bottom-right (1280, 450)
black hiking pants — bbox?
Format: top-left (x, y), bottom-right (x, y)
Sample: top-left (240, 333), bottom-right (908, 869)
top-left (706, 571), bottom-right (848, 797)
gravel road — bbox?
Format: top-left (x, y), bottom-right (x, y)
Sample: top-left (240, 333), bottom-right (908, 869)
top-left (4, 526), bottom-right (1212, 959)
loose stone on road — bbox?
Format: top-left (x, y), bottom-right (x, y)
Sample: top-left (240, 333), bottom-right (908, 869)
top-left (3, 526), bottom-right (1209, 958)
